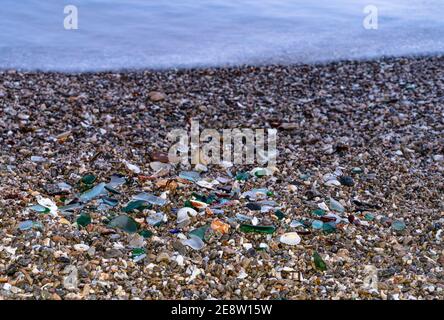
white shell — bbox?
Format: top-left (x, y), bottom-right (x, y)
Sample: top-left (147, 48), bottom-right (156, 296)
top-left (122, 160), bottom-right (141, 174)
top-left (177, 207), bottom-right (198, 224)
top-left (196, 179), bottom-right (219, 189)
top-left (279, 232), bottom-right (301, 245)
top-left (73, 244), bottom-right (90, 252)
top-left (176, 254), bottom-right (184, 266)
top-left (37, 196), bottom-right (58, 216)
top-left (318, 202), bottom-right (329, 211)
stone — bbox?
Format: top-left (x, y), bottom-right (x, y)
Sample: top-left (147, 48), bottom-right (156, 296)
top-left (63, 266), bottom-right (78, 291)
top-left (148, 91), bottom-right (166, 102)
top-left (156, 252), bottom-right (170, 263)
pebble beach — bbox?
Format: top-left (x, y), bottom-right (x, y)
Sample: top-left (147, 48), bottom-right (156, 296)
top-left (0, 55), bottom-right (443, 300)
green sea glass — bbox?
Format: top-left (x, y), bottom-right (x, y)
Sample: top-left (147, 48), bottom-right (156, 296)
top-left (81, 174), bottom-right (96, 185)
top-left (235, 172), bottom-right (250, 181)
top-left (392, 220), bottom-right (406, 231)
top-left (108, 215), bottom-right (138, 233)
top-left (312, 209), bottom-right (326, 216)
top-left (322, 222), bottom-right (336, 234)
top-left (239, 224), bottom-right (276, 234)
top-left (76, 213), bottom-right (91, 227)
top-left (313, 251), bottom-right (327, 271)
top-left (274, 210), bottom-right (285, 220)
top-left (139, 230), bottom-right (153, 238)
top-left (122, 200), bottom-right (149, 213)
top-left (79, 182), bottom-right (106, 202)
top-left (189, 225), bottom-right (210, 241)
top-left (131, 248), bottom-right (145, 257)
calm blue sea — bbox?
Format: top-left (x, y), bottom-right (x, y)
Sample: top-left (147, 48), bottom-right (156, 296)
top-left (0, 0), bottom-right (443, 71)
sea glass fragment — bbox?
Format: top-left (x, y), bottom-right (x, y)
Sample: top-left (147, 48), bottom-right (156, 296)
top-left (183, 200), bottom-right (193, 208)
top-left (108, 215), bottom-right (138, 233)
top-left (322, 222), bottom-right (336, 234)
top-left (274, 210), bottom-right (285, 220)
top-left (189, 225), bottom-right (210, 241)
top-left (131, 248), bottom-right (145, 258)
top-left (179, 171), bottom-right (200, 182)
top-left (104, 185), bottom-right (120, 195)
top-left (329, 197), bottom-right (345, 213)
top-left (235, 213), bottom-right (252, 222)
top-left (31, 156), bottom-right (46, 162)
top-left (79, 182), bottom-right (106, 202)
top-left (101, 197), bottom-right (118, 207)
top-left (139, 230), bottom-right (153, 238)
top-left (313, 251), bottom-right (327, 271)
top-left (146, 212), bottom-right (164, 226)
top-left (235, 172), bottom-right (250, 181)
top-left (251, 168), bottom-right (268, 177)
top-left (312, 220), bottom-right (324, 229)
top-left (36, 196), bottom-right (58, 215)
top-left (339, 176), bottom-right (354, 186)
top-left (59, 202), bottom-right (83, 213)
top-left (196, 179), bottom-right (219, 189)
top-left (352, 167), bottom-right (363, 174)
top-left (392, 220), bottom-right (406, 231)
top-left (246, 202), bottom-right (261, 211)
top-left (18, 220), bottom-right (34, 231)
top-left (29, 204), bottom-right (50, 213)
top-left (239, 224), bottom-right (276, 234)
top-left (81, 174), bottom-right (96, 185)
top-left (57, 182), bottom-right (72, 192)
top-left (133, 192), bottom-right (166, 206)
top-left (122, 200), bottom-right (149, 213)
top-left (312, 209), bottom-right (326, 216)
top-left (76, 213), bottom-right (91, 227)
top-left (290, 220), bottom-right (304, 228)
top-left (182, 236), bottom-right (205, 250)
top-left (192, 193), bottom-right (216, 204)
top-left (107, 174), bottom-right (126, 188)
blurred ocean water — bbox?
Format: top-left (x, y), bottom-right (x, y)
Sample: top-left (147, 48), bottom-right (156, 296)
top-left (0, 0), bottom-right (443, 71)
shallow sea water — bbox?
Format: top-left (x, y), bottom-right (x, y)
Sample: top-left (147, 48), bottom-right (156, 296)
top-left (0, 0), bottom-right (443, 71)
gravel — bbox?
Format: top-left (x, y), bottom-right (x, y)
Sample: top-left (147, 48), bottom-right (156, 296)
top-left (0, 55), bottom-right (443, 300)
